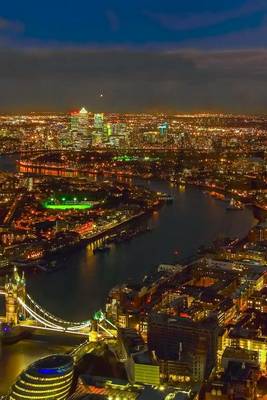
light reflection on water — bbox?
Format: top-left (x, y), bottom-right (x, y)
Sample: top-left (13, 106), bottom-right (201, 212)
top-left (0, 155), bottom-right (258, 393)
top-left (27, 182), bottom-right (256, 321)
top-left (0, 340), bottom-right (72, 394)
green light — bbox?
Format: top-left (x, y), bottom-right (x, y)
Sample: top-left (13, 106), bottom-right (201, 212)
top-left (43, 203), bottom-right (92, 210)
top-left (112, 155), bottom-right (158, 162)
top-left (94, 310), bottom-right (104, 321)
top-left (42, 193), bottom-right (97, 210)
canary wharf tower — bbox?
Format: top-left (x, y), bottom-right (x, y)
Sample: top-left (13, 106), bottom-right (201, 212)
top-left (70, 107), bottom-right (89, 150)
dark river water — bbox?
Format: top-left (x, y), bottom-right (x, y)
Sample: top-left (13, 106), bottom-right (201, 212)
top-left (0, 154), bottom-right (257, 393)
top-left (28, 181), bottom-right (256, 320)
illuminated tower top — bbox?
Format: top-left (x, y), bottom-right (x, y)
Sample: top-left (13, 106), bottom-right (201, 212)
top-left (79, 107), bottom-right (88, 114)
top-left (70, 107), bottom-right (89, 150)
top-left (4, 267), bottom-right (26, 325)
top-left (5, 267), bottom-right (25, 289)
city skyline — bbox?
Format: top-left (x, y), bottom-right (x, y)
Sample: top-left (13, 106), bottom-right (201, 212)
top-left (0, 111), bottom-right (266, 398)
top-left (0, 3), bottom-right (267, 399)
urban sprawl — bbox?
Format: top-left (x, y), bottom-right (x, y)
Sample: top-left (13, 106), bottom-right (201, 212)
top-left (0, 110), bottom-right (266, 400)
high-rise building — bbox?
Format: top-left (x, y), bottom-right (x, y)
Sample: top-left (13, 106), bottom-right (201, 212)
top-left (92, 131), bottom-right (103, 146)
top-left (158, 122), bottom-right (168, 136)
top-left (70, 107), bottom-right (89, 150)
top-left (104, 123), bottom-right (112, 137)
top-left (8, 355), bottom-right (74, 400)
top-left (70, 111), bottom-right (79, 133)
top-left (94, 113), bottom-right (104, 130)
top-left (148, 313), bottom-right (218, 383)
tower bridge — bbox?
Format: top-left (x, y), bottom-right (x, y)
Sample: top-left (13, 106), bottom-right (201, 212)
top-left (0, 267), bottom-right (117, 340)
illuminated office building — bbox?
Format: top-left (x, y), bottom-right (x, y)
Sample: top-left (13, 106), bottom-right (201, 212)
top-left (226, 335), bottom-right (267, 371)
top-left (148, 313), bottom-right (218, 383)
top-left (70, 107), bottom-right (89, 149)
top-left (92, 131), bottom-right (103, 146)
top-left (70, 111), bottom-right (79, 132)
top-left (158, 122), bottom-right (168, 136)
top-left (94, 113), bottom-right (104, 130)
top-left (8, 355), bottom-right (74, 400)
top-left (104, 122), bottom-right (112, 137)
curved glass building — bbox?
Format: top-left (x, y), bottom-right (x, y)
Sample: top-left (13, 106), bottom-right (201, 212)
top-left (8, 354), bottom-right (74, 400)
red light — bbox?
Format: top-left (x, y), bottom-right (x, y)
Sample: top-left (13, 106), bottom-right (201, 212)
top-left (70, 110), bottom-right (79, 115)
top-left (180, 312), bottom-right (191, 319)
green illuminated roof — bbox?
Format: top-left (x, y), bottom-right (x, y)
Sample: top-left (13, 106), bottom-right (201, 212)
top-left (43, 203), bottom-right (92, 210)
top-left (42, 194), bottom-right (93, 210)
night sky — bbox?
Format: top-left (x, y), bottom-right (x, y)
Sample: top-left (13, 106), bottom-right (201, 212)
top-left (1, 0), bottom-right (267, 112)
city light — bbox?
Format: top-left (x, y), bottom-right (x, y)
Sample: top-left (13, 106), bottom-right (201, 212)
top-left (0, 8), bottom-right (267, 397)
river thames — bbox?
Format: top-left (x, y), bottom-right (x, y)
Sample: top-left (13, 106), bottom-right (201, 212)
top-left (0, 154), bottom-right (257, 393)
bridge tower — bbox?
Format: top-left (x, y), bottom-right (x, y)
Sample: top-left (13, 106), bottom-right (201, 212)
top-left (4, 267), bottom-right (26, 325)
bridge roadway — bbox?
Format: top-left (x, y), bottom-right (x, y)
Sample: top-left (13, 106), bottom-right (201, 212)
top-left (21, 324), bottom-right (108, 363)
top-left (2, 322), bottom-right (112, 363)
top-left (0, 320), bottom-right (115, 364)
top-left (0, 287), bottom-right (117, 338)
top-left (18, 319), bottom-right (91, 336)
top-left (0, 268), bottom-right (118, 366)
top-left (70, 338), bottom-right (109, 363)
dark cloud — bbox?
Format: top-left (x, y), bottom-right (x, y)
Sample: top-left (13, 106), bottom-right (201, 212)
top-left (0, 17), bottom-right (24, 33)
top-left (1, 47), bottom-right (267, 113)
top-left (180, 17), bottom-right (267, 49)
top-left (147, 0), bottom-right (267, 32)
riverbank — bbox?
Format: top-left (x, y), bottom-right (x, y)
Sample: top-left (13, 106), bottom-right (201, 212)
top-left (17, 157), bottom-right (267, 221)
top-left (0, 208), bottom-right (161, 275)
top-left (0, 155), bottom-right (257, 392)
top-left (0, 154), bottom-right (257, 318)
top-left (184, 181), bottom-right (267, 220)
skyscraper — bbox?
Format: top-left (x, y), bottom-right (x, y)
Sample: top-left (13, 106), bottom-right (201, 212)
top-left (78, 107), bottom-right (88, 129)
top-left (70, 107), bottom-right (89, 150)
top-left (158, 122), bottom-right (168, 135)
top-left (94, 113), bottom-right (104, 130)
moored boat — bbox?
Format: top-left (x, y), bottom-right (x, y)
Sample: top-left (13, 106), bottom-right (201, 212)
top-left (227, 198), bottom-right (244, 211)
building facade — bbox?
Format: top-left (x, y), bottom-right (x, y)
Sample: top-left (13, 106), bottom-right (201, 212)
top-left (8, 355), bottom-right (74, 400)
